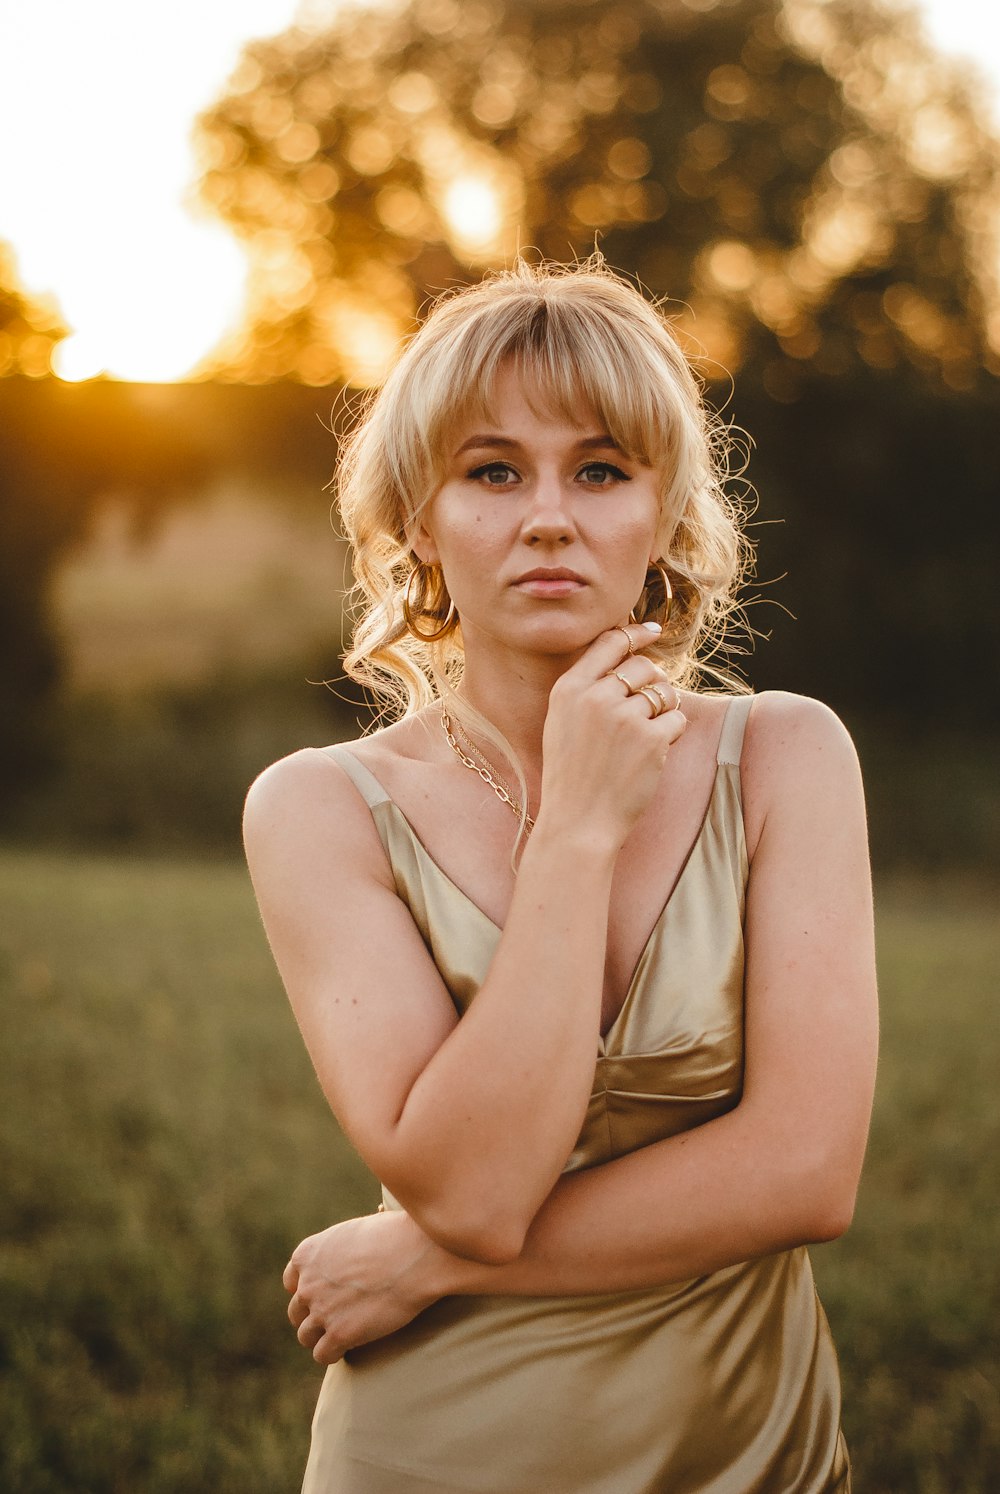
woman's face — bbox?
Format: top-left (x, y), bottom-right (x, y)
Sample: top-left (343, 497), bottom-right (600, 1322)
top-left (411, 363), bottom-right (662, 662)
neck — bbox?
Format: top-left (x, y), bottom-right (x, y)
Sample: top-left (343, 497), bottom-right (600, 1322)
top-left (454, 636), bottom-right (585, 783)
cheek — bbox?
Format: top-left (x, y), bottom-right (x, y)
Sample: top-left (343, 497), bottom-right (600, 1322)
top-left (432, 512), bottom-right (512, 595)
top-left (441, 503), bottom-right (509, 553)
top-left (593, 508), bottom-right (660, 562)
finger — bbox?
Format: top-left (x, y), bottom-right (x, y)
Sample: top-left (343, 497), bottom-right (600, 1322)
top-left (564, 621), bottom-right (662, 684)
top-left (652, 708), bottom-right (687, 746)
top-left (644, 680), bottom-right (685, 715)
top-left (297, 1316), bottom-right (326, 1350)
top-left (605, 663), bottom-right (683, 714)
top-left (314, 1332), bottom-right (345, 1366)
top-left (605, 658), bottom-right (666, 693)
top-left (282, 1258), bottom-right (299, 1294)
top-left (635, 686), bottom-right (667, 720)
top-left (288, 1293), bottom-right (310, 1329)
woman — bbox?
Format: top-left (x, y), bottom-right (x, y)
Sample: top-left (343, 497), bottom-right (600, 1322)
top-left (243, 259), bottom-right (878, 1492)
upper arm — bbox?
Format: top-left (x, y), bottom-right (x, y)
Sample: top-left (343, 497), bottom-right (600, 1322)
top-left (739, 693), bottom-right (878, 1231)
top-left (242, 749), bottom-right (460, 1177)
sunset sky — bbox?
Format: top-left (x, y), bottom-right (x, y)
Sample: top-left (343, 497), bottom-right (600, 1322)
top-left (0, 0), bottom-right (997, 383)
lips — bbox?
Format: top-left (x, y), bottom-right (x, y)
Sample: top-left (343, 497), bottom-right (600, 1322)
top-left (513, 567), bottom-right (586, 584)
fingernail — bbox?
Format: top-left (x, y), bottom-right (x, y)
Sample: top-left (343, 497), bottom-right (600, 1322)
top-left (641, 621), bottom-right (662, 633)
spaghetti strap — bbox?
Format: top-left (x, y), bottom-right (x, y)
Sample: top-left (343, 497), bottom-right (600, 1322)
top-left (320, 743), bottom-right (391, 809)
top-left (716, 694), bottom-right (755, 766)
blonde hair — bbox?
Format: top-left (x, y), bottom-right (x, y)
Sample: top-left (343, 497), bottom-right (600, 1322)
top-left (336, 256), bottom-right (752, 718)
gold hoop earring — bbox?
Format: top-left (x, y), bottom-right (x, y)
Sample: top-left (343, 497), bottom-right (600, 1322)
top-left (629, 561), bottom-right (674, 629)
top-left (402, 562), bottom-right (457, 642)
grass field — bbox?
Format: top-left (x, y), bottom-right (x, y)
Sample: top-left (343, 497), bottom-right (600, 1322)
top-left (1, 848), bottom-right (997, 1493)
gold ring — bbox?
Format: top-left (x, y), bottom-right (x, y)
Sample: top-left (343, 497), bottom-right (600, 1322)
top-left (637, 686), bottom-right (666, 718)
top-left (651, 684), bottom-right (679, 712)
top-left (614, 670), bottom-right (636, 697)
top-left (613, 625), bottom-right (636, 658)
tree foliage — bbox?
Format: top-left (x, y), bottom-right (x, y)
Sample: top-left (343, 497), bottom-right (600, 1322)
top-left (197, 0), bottom-right (1000, 396)
top-left (195, 0), bottom-right (1000, 725)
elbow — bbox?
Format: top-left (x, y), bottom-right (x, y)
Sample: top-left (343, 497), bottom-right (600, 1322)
top-left (803, 1197), bottom-right (855, 1244)
top-left (378, 1156), bottom-right (530, 1264)
top-left (794, 1162), bottom-right (861, 1244)
top-left (416, 1201), bottom-right (528, 1266)
top-left (447, 1230), bottom-right (525, 1267)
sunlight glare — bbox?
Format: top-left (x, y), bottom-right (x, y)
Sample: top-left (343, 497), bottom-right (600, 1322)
top-left (0, 0), bottom-right (305, 380)
top-left (53, 337), bottom-right (108, 385)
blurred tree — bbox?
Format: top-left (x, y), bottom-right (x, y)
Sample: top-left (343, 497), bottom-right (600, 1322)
top-left (0, 243), bottom-right (68, 788)
top-left (0, 372), bottom-right (212, 799)
top-left (0, 370), bottom-right (345, 813)
top-left (197, 0), bottom-right (999, 391)
top-left (196, 0), bottom-right (1000, 724)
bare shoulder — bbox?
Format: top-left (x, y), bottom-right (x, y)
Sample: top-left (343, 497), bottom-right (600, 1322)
top-left (242, 744), bottom-right (393, 893)
top-left (745, 690), bottom-right (859, 770)
top-left (244, 744), bottom-right (362, 835)
top-left (741, 691), bottom-right (865, 852)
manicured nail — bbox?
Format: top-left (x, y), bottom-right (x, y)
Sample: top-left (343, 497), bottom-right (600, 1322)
top-left (641, 621), bottom-right (662, 633)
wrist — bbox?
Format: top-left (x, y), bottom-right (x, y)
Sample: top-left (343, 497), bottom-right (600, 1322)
top-left (523, 813), bottom-right (622, 869)
top-left (414, 1230), bottom-right (496, 1299)
top-left (392, 1211), bottom-right (474, 1304)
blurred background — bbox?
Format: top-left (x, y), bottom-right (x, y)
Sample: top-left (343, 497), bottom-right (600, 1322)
top-left (1, 0), bottom-right (997, 1489)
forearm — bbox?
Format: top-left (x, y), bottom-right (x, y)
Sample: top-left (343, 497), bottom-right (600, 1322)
top-left (285, 1102), bottom-right (862, 1365)
top-left (382, 818), bottom-right (617, 1259)
top-left (420, 1104), bottom-right (857, 1296)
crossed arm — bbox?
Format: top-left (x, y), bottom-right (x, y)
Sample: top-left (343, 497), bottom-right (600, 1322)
top-left (245, 692), bottom-right (878, 1363)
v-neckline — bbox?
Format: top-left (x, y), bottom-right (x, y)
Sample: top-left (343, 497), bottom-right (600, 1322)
top-left (375, 764), bottom-right (727, 1046)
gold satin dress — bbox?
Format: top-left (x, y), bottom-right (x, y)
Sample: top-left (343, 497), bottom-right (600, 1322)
top-left (304, 697), bottom-right (851, 1493)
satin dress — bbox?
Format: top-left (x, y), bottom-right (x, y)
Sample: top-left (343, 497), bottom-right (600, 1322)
top-left (303, 696), bottom-right (850, 1493)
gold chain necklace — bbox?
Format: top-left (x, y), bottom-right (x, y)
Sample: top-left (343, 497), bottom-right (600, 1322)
top-left (440, 709), bottom-right (536, 831)
top-left (451, 714), bottom-right (524, 812)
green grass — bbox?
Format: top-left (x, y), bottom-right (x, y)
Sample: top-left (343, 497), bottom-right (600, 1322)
top-left (811, 879), bottom-right (1000, 1493)
top-left (0, 849), bottom-right (376, 1493)
top-left (1, 850), bottom-right (997, 1492)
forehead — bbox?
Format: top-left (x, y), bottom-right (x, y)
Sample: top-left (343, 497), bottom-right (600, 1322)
top-left (448, 364), bottom-right (604, 446)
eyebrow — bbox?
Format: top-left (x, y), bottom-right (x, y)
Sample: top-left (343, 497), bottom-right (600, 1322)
top-left (454, 433), bottom-right (623, 456)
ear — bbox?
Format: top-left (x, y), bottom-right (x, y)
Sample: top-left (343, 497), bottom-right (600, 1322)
top-left (407, 515), bottom-right (440, 566)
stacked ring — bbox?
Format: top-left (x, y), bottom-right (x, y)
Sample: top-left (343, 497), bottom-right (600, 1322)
top-left (615, 674), bottom-right (682, 717)
top-left (637, 686), bottom-right (666, 718)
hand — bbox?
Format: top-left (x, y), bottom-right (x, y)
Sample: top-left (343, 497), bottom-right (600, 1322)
top-left (538, 622), bottom-right (687, 851)
top-left (284, 1209), bottom-right (445, 1364)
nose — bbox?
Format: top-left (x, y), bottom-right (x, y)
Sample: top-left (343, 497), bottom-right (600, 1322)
top-left (521, 470), bottom-right (574, 546)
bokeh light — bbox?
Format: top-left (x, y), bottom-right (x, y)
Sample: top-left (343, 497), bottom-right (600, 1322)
top-left (443, 177), bottom-right (504, 254)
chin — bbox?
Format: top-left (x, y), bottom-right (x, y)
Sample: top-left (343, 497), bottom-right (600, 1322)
top-left (522, 617), bottom-right (612, 656)
top-left (467, 605), bottom-right (620, 659)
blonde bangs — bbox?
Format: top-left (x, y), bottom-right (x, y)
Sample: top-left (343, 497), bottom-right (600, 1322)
top-left (409, 286), bottom-right (688, 492)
